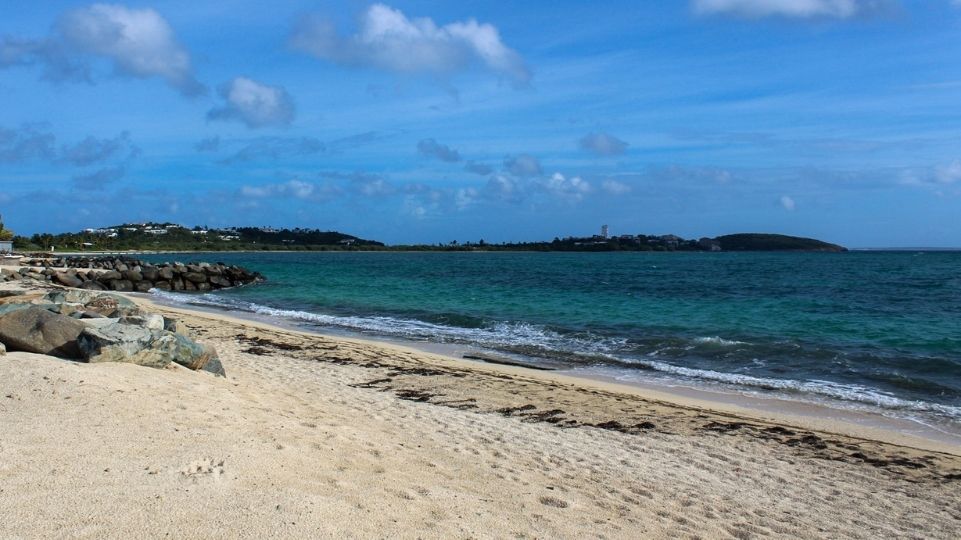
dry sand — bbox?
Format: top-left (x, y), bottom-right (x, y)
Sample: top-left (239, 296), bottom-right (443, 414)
top-left (1, 285), bottom-right (960, 539)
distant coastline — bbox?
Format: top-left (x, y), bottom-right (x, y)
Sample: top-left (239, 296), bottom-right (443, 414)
top-left (11, 222), bottom-right (847, 253)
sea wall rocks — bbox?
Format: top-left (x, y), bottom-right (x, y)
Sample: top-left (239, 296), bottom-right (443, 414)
top-left (0, 288), bottom-right (225, 376)
top-left (4, 256), bottom-right (263, 292)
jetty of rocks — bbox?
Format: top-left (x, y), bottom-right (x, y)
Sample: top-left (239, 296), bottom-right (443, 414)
top-left (3, 256), bottom-right (263, 292)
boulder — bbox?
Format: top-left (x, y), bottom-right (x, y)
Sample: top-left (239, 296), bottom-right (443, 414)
top-left (80, 280), bottom-right (106, 290)
top-left (120, 313), bottom-right (165, 332)
top-left (77, 323), bottom-right (168, 368)
top-left (78, 324), bottom-right (217, 372)
top-left (134, 281), bottom-right (153, 292)
top-left (0, 307), bottom-right (85, 358)
top-left (99, 270), bottom-right (122, 281)
top-left (122, 270), bottom-right (143, 282)
top-left (209, 275), bottom-right (231, 288)
top-left (0, 303), bottom-right (31, 317)
top-left (183, 272), bottom-right (207, 284)
top-left (201, 349), bottom-right (225, 377)
top-left (152, 331), bottom-right (216, 371)
top-left (171, 278), bottom-right (185, 291)
top-left (53, 272), bottom-right (83, 288)
top-left (153, 281), bottom-right (171, 291)
top-left (183, 280), bottom-right (197, 292)
top-left (108, 279), bottom-right (134, 292)
top-left (158, 267), bottom-right (174, 280)
top-left (141, 266), bottom-right (159, 281)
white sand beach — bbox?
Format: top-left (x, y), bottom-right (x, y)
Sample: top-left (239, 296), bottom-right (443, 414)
top-left (1, 286), bottom-right (960, 539)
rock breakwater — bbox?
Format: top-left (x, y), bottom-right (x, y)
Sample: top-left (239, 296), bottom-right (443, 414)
top-left (4, 256), bottom-right (263, 292)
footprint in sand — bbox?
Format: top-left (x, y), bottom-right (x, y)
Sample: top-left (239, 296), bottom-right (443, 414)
top-left (180, 458), bottom-right (225, 480)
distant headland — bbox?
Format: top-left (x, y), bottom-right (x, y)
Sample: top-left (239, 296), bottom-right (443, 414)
top-left (8, 222), bottom-right (846, 253)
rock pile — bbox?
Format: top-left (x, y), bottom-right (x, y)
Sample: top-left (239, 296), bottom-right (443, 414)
top-left (3, 256), bottom-right (263, 292)
top-left (0, 288), bottom-right (224, 376)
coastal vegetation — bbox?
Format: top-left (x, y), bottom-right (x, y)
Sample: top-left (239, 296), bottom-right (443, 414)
top-left (11, 222), bottom-right (846, 253)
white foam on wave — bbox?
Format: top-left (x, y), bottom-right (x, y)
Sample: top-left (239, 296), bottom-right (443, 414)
top-left (605, 356), bottom-right (961, 421)
top-left (149, 289), bottom-right (626, 357)
top-left (150, 289), bottom-right (961, 422)
top-left (692, 336), bottom-right (748, 347)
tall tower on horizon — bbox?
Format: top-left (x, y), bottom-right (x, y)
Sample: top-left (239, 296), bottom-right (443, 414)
top-left (601, 224), bottom-right (609, 239)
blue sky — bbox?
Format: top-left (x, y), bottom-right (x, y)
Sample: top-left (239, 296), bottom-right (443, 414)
top-left (1, 0), bottom-right (960, 247)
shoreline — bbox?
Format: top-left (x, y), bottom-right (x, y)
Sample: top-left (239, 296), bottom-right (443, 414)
top-left (141, 293), bottom-right (961, 455)
top-left (3, 281), bottom-right (961, 537)
top-left (136, 291), bottom-right (961, 456)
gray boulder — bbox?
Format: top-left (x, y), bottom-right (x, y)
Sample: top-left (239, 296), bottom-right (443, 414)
top-left (183, 272), bottom-right (207, 284)
top-left (80, 280), bottom-right (106, 290)
top-left (134, 281), bottom-right (153, 292)
top-left (122, 270), bottom-right (143, 282)
top-left (0, 307), bottom-right (85, 358)
top-left (77, 323), bottom-right (169, 368)
top-left (141, 266), bottom-right (159, 281)
top-left (98, 270), bottom-right (122, 281)
top-left (53, 272), bottom-right (83, 288)
top-left (108, 279), bottom-right (133, 292)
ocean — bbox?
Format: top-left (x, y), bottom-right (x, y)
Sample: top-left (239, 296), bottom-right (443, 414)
top-left (143, 251), bottom-right (961, 430)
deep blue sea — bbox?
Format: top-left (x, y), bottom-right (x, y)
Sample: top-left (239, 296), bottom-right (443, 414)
top-left (144, 251), bottom-right (961, 428)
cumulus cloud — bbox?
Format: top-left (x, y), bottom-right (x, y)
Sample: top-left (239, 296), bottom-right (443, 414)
top-left (0, 36), bottom-right (90, 82)
top-left (417, 138), bottom-right (461, 162)
top-left (540, 172), bottom-right (592, 201)
top-left (352, 176), bottom-right (395, 197)
top-left (220, 137), bottom-right (325, 164)
top-left (579, 132), bottom-right (629, 156)
top-left (60, 131), bottom-right (138, 166)
top-left (1, 124), bottom-right (138, 169)
top-left (780, 195), bottom-right (796, 211)
top-left (58, 4), bottom-right (204, 95)
top-left (935, 161), bottom-right (961, 184)
top-left (503, 154), bottom-right (542, 177)
top-left (291, 3), bottom-right (531, 86)
top-left (601, 179), bottom-right (632, 195)
top-left (72, 165), bottom-right (126, 190)
top-left (0, 124), bottom-right (57, 163)
top-left (241, 179), bottom-right (318, 199)
top-left (484, 174), bottom-right (524, 202)
top-left (208, 77), bottom-right (295, 129)
top-left (692, 0), bottom-right (868, 18)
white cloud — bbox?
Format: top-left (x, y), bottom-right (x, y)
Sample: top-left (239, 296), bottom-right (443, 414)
top-left (692, 0), bottom-right (863, 18)
top-left (780, 195), bottom-right (796, 211)
top-left (579, 132), bottom-right (629, 156)
top-left (541, 172), bottom-right (592, 201)
top-left (601, 179), bottom-right (632, 195)
top-left (291, 3), bottom-right (530, 86)
top-left (241, 179), bottom-right (317, 199)
top-left (58, 4), bottom-right (203, 95)
top-left (208, 77), bottom-right (295, 128)
top-left (935, 160), bottom-right (961, 184)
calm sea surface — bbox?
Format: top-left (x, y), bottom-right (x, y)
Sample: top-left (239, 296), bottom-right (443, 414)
top-left (144, 251), bottom-right (961, 427)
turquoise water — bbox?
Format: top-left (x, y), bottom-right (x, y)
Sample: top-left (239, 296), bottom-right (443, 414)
top-left (144, 251), bottom-right (961, 425)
